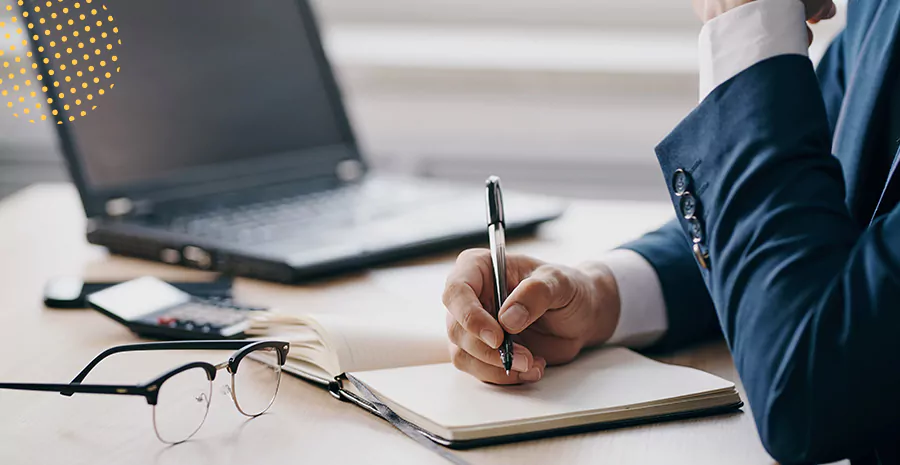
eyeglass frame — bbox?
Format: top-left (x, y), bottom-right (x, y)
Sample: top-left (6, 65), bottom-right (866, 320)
top-left (0, 339), bottom-right (289, 409)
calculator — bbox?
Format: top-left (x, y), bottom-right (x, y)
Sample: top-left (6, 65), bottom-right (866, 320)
top-left (86, 276), bottom-right (267, 340)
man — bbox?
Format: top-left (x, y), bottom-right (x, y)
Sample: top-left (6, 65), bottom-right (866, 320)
top-left (442, 0), bottom-right (900, 463)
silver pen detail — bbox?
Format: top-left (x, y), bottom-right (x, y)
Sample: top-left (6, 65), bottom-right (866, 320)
top-left (486, 176), bottom-right (514, 375)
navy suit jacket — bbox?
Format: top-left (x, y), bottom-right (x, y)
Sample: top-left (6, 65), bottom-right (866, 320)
top-left (624, 1), bottom-right (900, 464)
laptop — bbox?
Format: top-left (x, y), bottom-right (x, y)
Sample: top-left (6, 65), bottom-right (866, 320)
top-left (25, 0), bottom-right (564, 282)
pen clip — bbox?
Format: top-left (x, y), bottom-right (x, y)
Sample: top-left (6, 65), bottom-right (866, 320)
top-left (486, 176), bottom-right (505, 226)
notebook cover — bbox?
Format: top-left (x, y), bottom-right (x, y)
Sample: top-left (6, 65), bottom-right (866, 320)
top-left (322, 372), bottom-right (744, 449)
top-left (413, 401), bottom-right (743, 449)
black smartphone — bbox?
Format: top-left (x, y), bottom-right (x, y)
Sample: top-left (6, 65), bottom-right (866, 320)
top-left (43, 275), bottom-right (233, 309)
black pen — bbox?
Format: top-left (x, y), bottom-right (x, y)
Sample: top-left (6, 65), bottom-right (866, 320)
top-left (485, 176), bottom-right (515, 375)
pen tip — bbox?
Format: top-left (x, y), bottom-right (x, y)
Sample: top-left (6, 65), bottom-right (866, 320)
top-left (505, 370), bottom-right (510, 376)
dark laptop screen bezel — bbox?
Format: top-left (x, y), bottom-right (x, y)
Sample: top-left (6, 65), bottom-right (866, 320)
top-left (21, 0), bottom-right (364, 218)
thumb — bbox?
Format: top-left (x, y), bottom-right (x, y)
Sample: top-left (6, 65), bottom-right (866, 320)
top-left (499, 265), bottom-right (577, 334)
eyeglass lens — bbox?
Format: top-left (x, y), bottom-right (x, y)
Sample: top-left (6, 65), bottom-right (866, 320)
top-left (152, 366), bottom-right (212, 444)
top-left (231, 346), bottom-right (282, 417)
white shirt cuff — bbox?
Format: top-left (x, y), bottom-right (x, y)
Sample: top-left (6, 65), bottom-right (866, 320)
top-left (699, 0), bottom-right (809, 101)
top-left (603, 249), bottom-right (668, 348)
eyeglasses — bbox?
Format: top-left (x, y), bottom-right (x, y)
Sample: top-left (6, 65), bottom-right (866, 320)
top-left (0, 340), bottom-right (289, 444)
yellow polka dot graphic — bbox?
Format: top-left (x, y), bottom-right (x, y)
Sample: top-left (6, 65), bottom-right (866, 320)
top-left (0, 0), bottom-right (119, 124)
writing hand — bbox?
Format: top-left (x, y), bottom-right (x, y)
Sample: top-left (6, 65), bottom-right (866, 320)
top-left (442, 249), bottom-right (621, 385)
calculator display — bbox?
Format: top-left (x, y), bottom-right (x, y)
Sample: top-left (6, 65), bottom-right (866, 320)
top-left (87, 277), bottom-right (192, 321)
top-left (87, 276), bottom-right (264, 340)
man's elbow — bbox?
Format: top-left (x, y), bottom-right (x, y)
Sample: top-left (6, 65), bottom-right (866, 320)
top-left (749, 345), bottom-right (846, 464)
top-left (758, 409), bottom-right (817, 464)
top-left (756, 395), bottom-right (850, 465)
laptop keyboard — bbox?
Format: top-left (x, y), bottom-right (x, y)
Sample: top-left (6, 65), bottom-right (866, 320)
top-left (161, 180), bottom-right (454, 244)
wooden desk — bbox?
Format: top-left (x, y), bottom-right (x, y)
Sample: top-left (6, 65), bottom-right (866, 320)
top-left (0, 184), bottom-right (773, 465)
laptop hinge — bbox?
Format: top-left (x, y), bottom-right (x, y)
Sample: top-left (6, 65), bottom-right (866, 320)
top-left (104, 197), bottom-right (154, 218)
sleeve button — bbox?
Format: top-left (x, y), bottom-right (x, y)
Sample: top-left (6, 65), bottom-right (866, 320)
top-left (687, 216), bottom-right (704, 243)
top-left (672, 169), bottom-right (692, 197)
top-left (680, 192), bottom-right (699, 219)
top-left (693, 243), bottom-right (710, 269)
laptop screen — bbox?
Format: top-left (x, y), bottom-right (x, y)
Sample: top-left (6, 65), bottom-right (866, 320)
top-left (39, 0), bottom-right (350, 190)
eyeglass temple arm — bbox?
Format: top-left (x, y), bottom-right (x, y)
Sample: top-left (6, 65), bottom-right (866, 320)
top-left (64, 340), bottom-right (254, 393)
top-left (0, 382), bottom-right (147, 397)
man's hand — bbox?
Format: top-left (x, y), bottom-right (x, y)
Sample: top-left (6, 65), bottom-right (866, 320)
top-left (692, 0), bottom-right (836, 23)
top-left (442, 249), bottom-right (621, 385)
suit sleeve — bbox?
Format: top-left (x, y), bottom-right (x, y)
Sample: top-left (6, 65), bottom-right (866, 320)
top-left (655, 49), bottom-right (900, 465)
top-left (617, 6), bottom-right (850, 355)
top-left (618, 31), bottom-right (847, 355)
top-left (816, 30), bottom-right (847, 135)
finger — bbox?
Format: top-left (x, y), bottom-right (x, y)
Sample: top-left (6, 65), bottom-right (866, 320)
top-left (518, 357), bottom-right (547, 383)
top-left (450, 345), bottom-right (545, 385)
top-left (518, 331), bottom-right (583, 366)
top-left (499, 264), bottom-right (578, 334)
top-left (808, 1), bottom-right (835, 23)
top-left (818, 1), bottom-right (836, 20)
top-left (506, 253), bottom-right (546, 290)
top-left (691, 0), bottom-right (704, 21)
top-left (807, 25), bottom-right (814, 46)
top-left (443, 250), bottom-right (505, 348)
top-left (447, 317), bottom-right (534, 372)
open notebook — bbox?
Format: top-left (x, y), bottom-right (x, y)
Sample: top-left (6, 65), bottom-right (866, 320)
top-left (248, 311), bottom-right (742, 448)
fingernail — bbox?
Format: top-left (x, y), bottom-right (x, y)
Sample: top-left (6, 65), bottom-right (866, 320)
top-left (480, 329), bottom-right (499, 349)
top-left (519, 366), bottom-right (542, 382)
top-left (511, 352), bottom-right (529, 372)
top-left (500, 304), bottom-right (528, 332)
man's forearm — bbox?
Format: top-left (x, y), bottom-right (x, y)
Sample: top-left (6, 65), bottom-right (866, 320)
top-left (596, 0), bottom-right (813, 353)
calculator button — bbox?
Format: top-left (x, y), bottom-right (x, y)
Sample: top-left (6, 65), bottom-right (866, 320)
top-left (157, 316), bottom-right (176, 325)
top-left (183, 323), bottom-right (195, 331)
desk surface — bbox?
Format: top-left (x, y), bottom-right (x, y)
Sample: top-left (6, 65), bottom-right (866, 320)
top-left (0, 184), bottom-right (773, 465)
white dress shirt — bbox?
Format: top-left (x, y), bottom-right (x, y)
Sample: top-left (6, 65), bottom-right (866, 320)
top-left (606, 0), bottom-right (809, 348)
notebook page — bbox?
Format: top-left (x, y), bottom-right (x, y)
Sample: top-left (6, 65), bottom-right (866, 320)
top-left (351, 347), bottom-right (735, 432)
top-left (314, 312), bottom-right (449, 374)
top-left (251, 311), bottom-right (449, 377)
